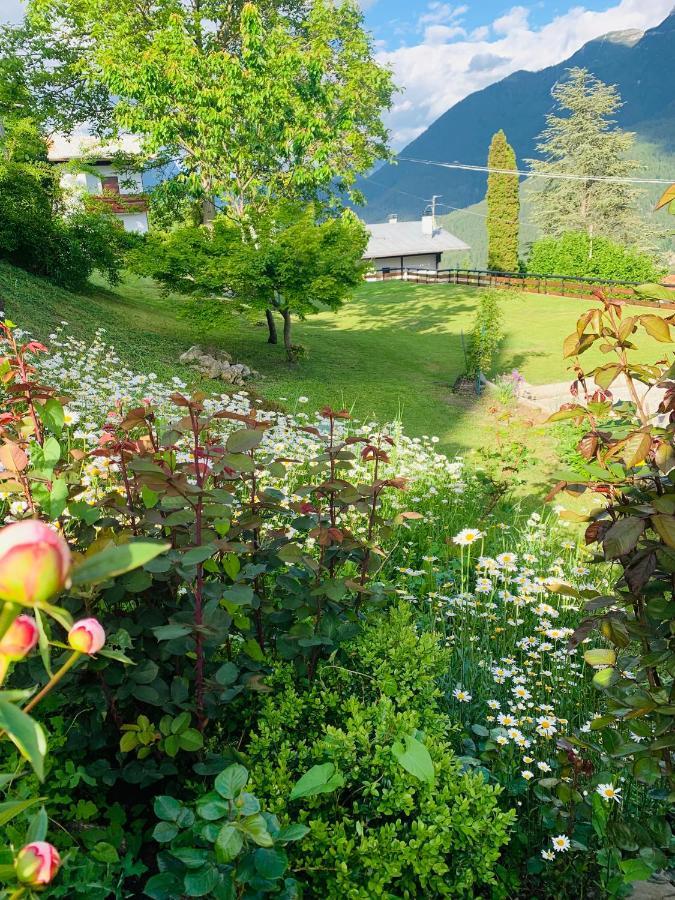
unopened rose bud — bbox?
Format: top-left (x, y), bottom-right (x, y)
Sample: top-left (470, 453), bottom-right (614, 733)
top-left (15, 841), bottom-right (61, 886)
top-left (0, 521), bottom-right (71, 607)
top-left (0, 614), bottom-right (38, 661)
top-left (68, 618), bottom-right (105, 655)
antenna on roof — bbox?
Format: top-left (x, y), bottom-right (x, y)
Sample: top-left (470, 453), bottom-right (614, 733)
top-left (423, 195), bottom-right (442, 227)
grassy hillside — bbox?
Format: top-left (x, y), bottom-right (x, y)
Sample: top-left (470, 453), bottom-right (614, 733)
top-left (0, 262), bottom-right (667, 454)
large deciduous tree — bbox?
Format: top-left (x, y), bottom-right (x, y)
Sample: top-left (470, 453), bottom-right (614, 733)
top-left (528, 67), bottom-right (648, 249)
top-left (485, 129), bottom-right (519, 272)
top-left (134, 202), bottom-right (369, 361)
top-left (28, 0), bottom-right (394, 220)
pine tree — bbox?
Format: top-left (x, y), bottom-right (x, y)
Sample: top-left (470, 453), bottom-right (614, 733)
top-left (486, 130), bottom-right (520, 272)
top-left (528, 68), bottom-right (647, 248)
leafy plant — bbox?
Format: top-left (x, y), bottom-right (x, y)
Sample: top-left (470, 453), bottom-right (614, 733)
top-left (146, 763), bottom-right (307, 899)
top-left (546, 288), bottom-right (675, 893)
top-left (467, 289), bottom-right (504, 378)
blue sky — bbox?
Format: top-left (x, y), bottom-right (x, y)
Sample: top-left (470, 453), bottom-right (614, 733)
top-left (362, 0), bottom-right (673, 146)
top-left (3, 0), bottom-right (673, 147)
top-left (364, 0), bottom-right (617, 49)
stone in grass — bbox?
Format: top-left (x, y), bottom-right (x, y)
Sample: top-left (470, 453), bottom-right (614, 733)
top-left (178, 345), bottom-right (259, 385)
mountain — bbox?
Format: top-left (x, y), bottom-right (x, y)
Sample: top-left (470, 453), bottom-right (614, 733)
top-left (358, 12), bottom-right (675, 226)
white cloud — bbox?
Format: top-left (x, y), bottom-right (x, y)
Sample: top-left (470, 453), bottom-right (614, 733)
top-left (379, 0), bottom-right (675, 148)
top-left (2, 0), bottom-right (25, 23)
top-left (493, 6), bottom-right (530, 35)
top-left (418, 3), bottom-right (469, 27)
top-left (424, 24), bottom-right (466, 44)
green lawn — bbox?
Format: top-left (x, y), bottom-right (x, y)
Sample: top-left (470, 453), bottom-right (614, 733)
top-left (0, 263), bottom-right (664, 453)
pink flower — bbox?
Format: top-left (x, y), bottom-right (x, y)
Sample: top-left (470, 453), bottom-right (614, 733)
top-left (0, 521), bottom-right (71, 607)
top-left (0, 614), bottom-right (38, 660)
top-left (68, 618), bottom-right (106, 655)
top-left (15, 841), bottom-right (61, 886)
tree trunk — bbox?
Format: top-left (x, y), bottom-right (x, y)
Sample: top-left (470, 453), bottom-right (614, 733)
top-left (281, 308), bottom-right (293, 362)
top-left (265, 309), bottom-right (278, 344)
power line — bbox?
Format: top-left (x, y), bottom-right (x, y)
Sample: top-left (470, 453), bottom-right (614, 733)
top-left (364, 177), bottom-right (540, 229)
top-left (397, 156), bottom-right (675, 187)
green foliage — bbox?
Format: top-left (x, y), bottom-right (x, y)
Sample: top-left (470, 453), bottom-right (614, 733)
top-left (241, 606), bottom-right (514, 898)
top-left (528, 68), bottom-right (653, 252)
top-left (147, 763), bottom-right (306, 898)
top-left (467, 289), bottom-right (504, 377)
top-left (527, 231), bottom-right (665, 282)
top-left (545, 290), bottom-right (675, 894)
top-left (0, 120), bottom-right (134, 290)
top-left (30, 0), bottom-right (394, 218)
top-left (486, 129), bottom-right (520, 272)
top-left (133, 201), bottom-right (369, 358)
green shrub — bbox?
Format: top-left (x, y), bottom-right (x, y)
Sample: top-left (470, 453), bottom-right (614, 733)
top-left (526, 231), bottom-right (665, 282)
top-left (467, 289), bottom-right (503, 377)
top-left (241, 606), bottom-right (514, 898)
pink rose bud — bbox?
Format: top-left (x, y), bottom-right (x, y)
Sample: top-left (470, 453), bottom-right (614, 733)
top-left (68, 618), bottom-right (105, 655)
top-left (0, 521), bottom-right (71, 607)
top-left (15, 841), bottom-right (61, 886)
top-left (0, 614), bottom-right (38, 661)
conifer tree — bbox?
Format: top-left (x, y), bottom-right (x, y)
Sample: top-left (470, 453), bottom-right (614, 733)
top-left (528, 68), bottom-right (646, 248)
top-left (486, 130), bottom-right (520, 272)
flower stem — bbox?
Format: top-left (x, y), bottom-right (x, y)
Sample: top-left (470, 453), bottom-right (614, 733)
top-left (23, 651), bottom-right (82, 714)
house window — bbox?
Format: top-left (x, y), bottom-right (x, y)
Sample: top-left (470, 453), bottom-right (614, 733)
top-left (101, 175), bottom-right (120, 194)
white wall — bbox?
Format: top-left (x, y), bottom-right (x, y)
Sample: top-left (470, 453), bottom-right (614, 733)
top-left (119, 212), bottom-right (149, 234)
top-left (95, 164), bottom-right (144, 194)
top-left (368, 253), bottom-right (440, 272)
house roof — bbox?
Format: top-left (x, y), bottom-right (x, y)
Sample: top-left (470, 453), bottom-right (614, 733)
top-left (47, 134), bottom-right (142, 163)
top-left (363, 219), bottom-right (470, 259)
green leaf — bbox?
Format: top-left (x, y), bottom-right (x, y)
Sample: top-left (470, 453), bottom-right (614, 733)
top-left (179, 729), bottom-right (204, 752)
top-left (584, 648), bottom-right (616, 667)
top-left (593, 667), bottom-right (618, 689)
top-left (0, 798), bottom-right (42, 827)
top-left (25, 805), bottom-right (48, 842)
top-left (214, 764), bottom-right (248, 800)
top-left (276, 823), bottom-right (310, 843)
top-left (215, 823), bottom-right (244, 863)
top-left (289, 763), bottom-right (344, 800)
top-left (651, 514), bottom-right (675, 550)
top-left (640, 314), bottom-right (671, 343)
top-left (42, 436), bottom-right (61, 468)
top-left (242, 638), bottom-right (265, 662)
top-left (620, 859), bottom-right (653, 882)
top-left (0, 700), bottom-right (46, 780)
top-left (152, 821), bottom-right (178, 843)
top-left (38, 398), bottom-right (65, 435)
top-left (226, 428), bottom-right (264, 453)
top-left (391, 733), bottom-right (435, 784)
top-left (142, 484), bottom-right (159, 508)
top-left (92, 841), bottom-right (119, 864)
top-left (239, 813), bottom-right (274, 847)
top-left (254, 847), bottom-right (288, 879)
top-left (144, 872), bottom-right (183, 900)
top-left (184, 866), bottom-right (219, 897)
top-left (181, 543), bottom-right (217, 566)
top-left (154, 795), bottom-right (183, 822)
top-left (72, 541), bottom-right (170, 585)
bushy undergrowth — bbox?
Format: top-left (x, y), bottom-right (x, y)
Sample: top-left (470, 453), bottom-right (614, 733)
top-left (0, 316), bottom-right (671, 899)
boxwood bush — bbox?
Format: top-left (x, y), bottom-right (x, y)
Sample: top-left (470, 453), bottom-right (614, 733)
top-left (238, 606), bottom-right (514, 898)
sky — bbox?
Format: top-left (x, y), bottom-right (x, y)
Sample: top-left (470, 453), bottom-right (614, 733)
top-left (3, 0), bottom-right (674, 147)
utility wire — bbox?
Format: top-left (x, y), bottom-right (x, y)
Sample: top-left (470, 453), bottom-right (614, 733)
top-left (397, 156), bottom-right (674, 186)
top-left (364, 177), bottom-right (540, 228)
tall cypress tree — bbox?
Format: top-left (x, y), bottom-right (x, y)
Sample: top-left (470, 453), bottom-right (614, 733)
top-left (486, 130), bottom-right (520, 272)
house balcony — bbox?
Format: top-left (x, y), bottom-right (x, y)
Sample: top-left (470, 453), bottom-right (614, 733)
top-left (91, 193), bottom-right (149, 214)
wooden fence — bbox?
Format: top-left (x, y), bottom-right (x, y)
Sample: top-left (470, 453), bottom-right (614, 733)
top-left (364, 267), bottom-right (675, 309)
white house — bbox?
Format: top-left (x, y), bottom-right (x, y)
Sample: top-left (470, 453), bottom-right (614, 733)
top-left (47, 134), bottom-right (149, 233)
top-left (363, 213), bottom-right (469, 272)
